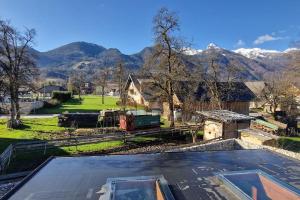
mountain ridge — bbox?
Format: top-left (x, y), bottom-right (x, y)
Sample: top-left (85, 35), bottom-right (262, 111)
top-left (33, 41), bottom-right (300, 80)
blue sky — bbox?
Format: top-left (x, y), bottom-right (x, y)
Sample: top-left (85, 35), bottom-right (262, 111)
top-left (1, 0), bottom-right (299, 54)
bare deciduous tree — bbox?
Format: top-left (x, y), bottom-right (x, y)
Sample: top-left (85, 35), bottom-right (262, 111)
top-left (261, 72), bottom-right (298, 118)
top-left (143, 7), bottom-right (190, 127)
top-left (94, 68), bottom-right (110, 104)
top-left (200, 56), bottom-right (243, 110)
top-left (288, 50), bottom-right (300, 76)
top-left (68, 70), bottom-right (86, 99)
top-left (114, 62), bottom-right (127, 110)
top-left (0, 20), bottom-right (38, 128)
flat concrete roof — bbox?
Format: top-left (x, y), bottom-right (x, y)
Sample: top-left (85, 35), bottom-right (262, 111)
top-left (3, 150), bottom-right (300, 200)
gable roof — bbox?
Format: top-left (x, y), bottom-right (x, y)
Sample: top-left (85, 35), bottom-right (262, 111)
top-left (125, 74), bottom-right (159, 101)
top-left (38, 85), bottom-right (66, 93)
top-left (175, 81), bottom-right (256, 103)
top-left (244, 81), bottom-right (265, 96)
top-left (125, 74), bottom-right (151, 90)
top-left (125, 74), bottom-right (255, 103)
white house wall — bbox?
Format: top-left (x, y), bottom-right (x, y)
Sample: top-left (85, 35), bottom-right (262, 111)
top-left (127, 82), bottom-right (145, 105)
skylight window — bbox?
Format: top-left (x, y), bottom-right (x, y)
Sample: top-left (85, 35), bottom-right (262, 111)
top-left (100, 175), bottom-right (175, 200)
top-left (216, 170), bottom-right (300, 200)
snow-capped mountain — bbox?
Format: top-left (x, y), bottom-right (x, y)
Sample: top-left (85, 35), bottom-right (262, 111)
top-left (183, 48), bottom-right (203, 55)
top-left (185, 45), bottom-right (299, 59)
top-left (183, 43), bottom-right (221, 55)
top-left (233, 47), bottom-right (299, 72)
top-left (284, 48), bottom-right (300, 53)
top-left (181, 43), bottom-right (300, 80)
top-left (207, 43), bottom-right (221, 50)
top-left (34, 41), bottom-right (299, 81)
top-left (233, 48), bottom-right (281, 59)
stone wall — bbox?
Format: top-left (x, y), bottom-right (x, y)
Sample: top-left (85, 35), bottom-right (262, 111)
top-left (236, 139), bottom-right (300, 161)
top-left (169, 138), bottom-right (300, 161)
top-left (1, 101), bottom-right (44, 114)
top-left (168, 139), bottom-right (243, 152)
top-left (20, 101), bottom-right (44, 114)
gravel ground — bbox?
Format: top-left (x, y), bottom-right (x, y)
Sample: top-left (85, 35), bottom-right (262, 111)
top-left (111, 142), bottom-right (184, 154)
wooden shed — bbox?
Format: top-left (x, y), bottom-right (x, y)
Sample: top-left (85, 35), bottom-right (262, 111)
top-left (198, 110), bottom-right (253, 140)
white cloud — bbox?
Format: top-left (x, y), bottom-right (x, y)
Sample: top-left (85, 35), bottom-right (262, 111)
top-left (235, 39), bottom-right (245, 47)
top-left (253, 34), bottom-right (282, 45)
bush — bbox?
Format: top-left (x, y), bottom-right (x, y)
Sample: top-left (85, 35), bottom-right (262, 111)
top-left (43, 99), bottom-right (61, 108)
top-left (52, 91), bottom-right (72, 102)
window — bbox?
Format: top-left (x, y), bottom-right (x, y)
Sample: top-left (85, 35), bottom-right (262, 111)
top-left (101, 176), bottom-right (175, 200)
top-left (217, 170), bottom-right (300, 200)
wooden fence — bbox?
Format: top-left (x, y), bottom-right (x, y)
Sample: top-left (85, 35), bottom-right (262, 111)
top-left (0, 126), bottom-right (196, 173)
top-left (13, 126), bottom-right (192, 152)
top-left (0, 144), bottom-right (14, 174)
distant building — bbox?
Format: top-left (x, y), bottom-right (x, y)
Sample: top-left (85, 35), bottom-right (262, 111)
top-left (198, 110), bottom-right (253, 140)
top-left (245, 81), bottom-right (300, 114)
top-left (168, 81), bottom-right (256, 119)
top-left (82, 82), bottom-right (94, 94)
top-left (95, 83), bottom-right (119, 96)
top-left (124, 74), bottom-right (256, 117)
top-left (37, 85), bottom-right (66, 99)
top-left (124, 74), bottom-right (162, 110)
top-left (106, 83), bottom-right (119, 96)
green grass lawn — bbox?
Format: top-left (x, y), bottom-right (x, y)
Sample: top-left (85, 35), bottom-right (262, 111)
top-left (161, 117), bottom-right (170, 128)
top-left (0, 117), bottom-right (162, 173)
top-left (0, 117), bottom-right (65, 152)
top-left (6, 140), bottom-right (125, 173)
top-left (0, 117), bottom-right (126, 173)
top-left (37, 95), bottom-right (122, 114)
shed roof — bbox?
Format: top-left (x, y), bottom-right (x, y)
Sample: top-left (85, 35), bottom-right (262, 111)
top-left (197, 110), bottom-right (253, 122)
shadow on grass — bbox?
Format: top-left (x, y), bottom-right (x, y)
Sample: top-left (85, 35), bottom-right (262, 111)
top-left (7, 147), bottom-right (69, 173)
top-left (16, 124), bottom-right (31, 130)
top-left (23, 121), bottom-right (58, 127)
top-left (34, 98), bottom-right (83, 114)
top-left (0, 137), bottom-right (70, 174)
top-left (63, 98), bottom-right (82, 105)
top-left (35, 107), bottom-right (101, 114)
top-left (277, 138), bottom-right (300, 152)
top-left (0, 138), bottom-right (33, 152)
top-left (60, 109), bottom-right (101, 113)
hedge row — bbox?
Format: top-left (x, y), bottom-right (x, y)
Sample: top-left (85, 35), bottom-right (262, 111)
top-left (52, 91), bottom-right (72, 102)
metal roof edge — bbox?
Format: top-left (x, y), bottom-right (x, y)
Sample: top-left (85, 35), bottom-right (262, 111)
top-left (1, 156), bottom-right (55, 200)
